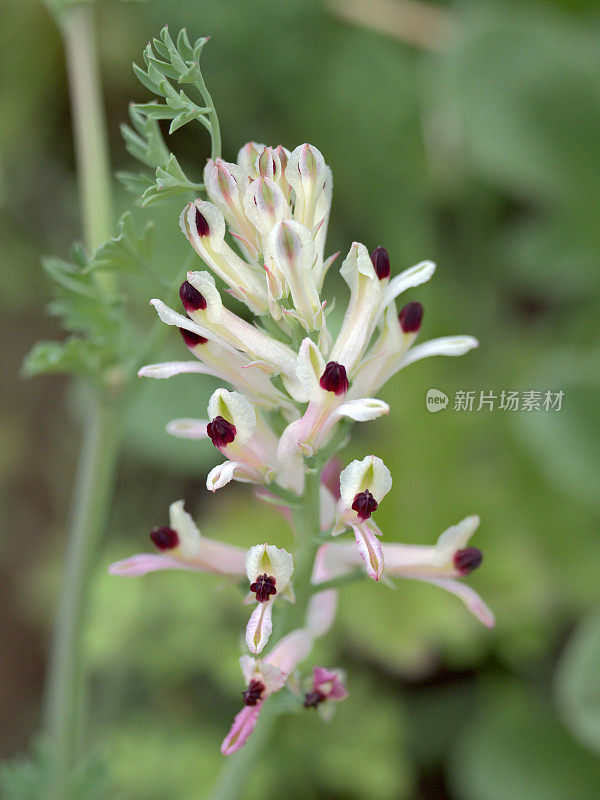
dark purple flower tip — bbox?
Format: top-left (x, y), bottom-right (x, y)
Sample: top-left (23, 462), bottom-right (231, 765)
top-left (319, 361), bottom-right (349, 396)
top-left (371, 246), bottom-right (391, 280)
top-left (195, 207), bottom-right (210, 237)
top-left (453, 547), bottom-right (483, 576)
top-left (242, 679), bottom-right (265, 707)
top-left (179, 280), bottom-right (207, 312)
top-left (250, 573), bottom-right (277, 603)
top-left (303, 690), bottom-right (326, 709)
top-left (206, 415), bottom-right (236, 448)
top-left (351, 489), bottom-right (378, 520)
top-left (178, 327), bottom-right (208, 348)
top-left (150, 525), bottom-right (179, 551)
top-left (398, 302), bottom-right (424, 333)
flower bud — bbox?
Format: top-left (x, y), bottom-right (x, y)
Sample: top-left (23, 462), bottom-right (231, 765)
top-left (150, 526), bottom-right (179, 550)
top-left (453, 547), bottom-right (483, 575)
top-left (206, 415), bottom-right (236, 448)
top-left (179, 280), bottom-right (207, 313)
top-left (319, 361), bottom-right (349, 395)
top-left (371, 246), bottom-right (390, 280)
top-left (398, 301), bottom-right (423, 333)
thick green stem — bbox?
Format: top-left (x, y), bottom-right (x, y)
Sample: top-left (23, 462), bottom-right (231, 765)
top-left (44, 399), bottom-right (121, 794)
top-left (206, 468), bottom-right (322, 800)
top-left (60, 4), bottom-right (113, 254)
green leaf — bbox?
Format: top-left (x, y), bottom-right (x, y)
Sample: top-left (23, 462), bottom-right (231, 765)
top-left (121, 26), bottom-right (220, 205)
top-left (0, 738), bottom-right (110, 800)
top-left (91, 212), bottom-right (154, 274)
top-left (555, 606), bottom-right (600, 755)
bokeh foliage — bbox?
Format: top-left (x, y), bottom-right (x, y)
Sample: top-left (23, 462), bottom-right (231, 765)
top-left (1, 0), bottom-right (599, 798)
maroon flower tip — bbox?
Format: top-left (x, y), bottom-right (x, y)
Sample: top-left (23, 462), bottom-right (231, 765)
top-left (303, 690), bottom-right (326, 709)
top-left (242, 679), bottom-right (265, 707)
top-left (319, 361), bottom-right (349, 396)
top-left (371, 246), bottom-right (391, 280)
top-left (398, 302), bottom-right (423, 333)
top-left (453, 547), bottom-right (483, 576)
top-left (351, 489), bottom-right (378, 520)
top-left (150, 526), bottom-right (179, 551)
top-left (179, 280), bottom-right (207, 312)
top-left (250, 573), bottom-right (277, 603)
top-left (195, 207), bottom-right (210, 237)
top-left (178, 327), bottom-right (208, 348)
top-left (206, 415), bottom-right (236, 448)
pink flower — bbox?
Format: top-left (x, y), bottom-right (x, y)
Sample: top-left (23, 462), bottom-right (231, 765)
top-left (303, 667), bottom-right (348, 721)
top-left (221, 628), bottom-right (313, 755)
top-left (108, 500), bottom-right (246, 577)
top-left (313, 515), bottom-right (494, 627)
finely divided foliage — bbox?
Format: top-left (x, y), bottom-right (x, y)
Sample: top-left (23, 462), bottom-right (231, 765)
top-left (107, 31), bottom-right (494, 755)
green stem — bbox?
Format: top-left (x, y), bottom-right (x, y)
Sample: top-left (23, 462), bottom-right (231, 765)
top-left (44, 398), bottom-right (121, 795)
top-left (206, 468), bottom-right (323, 800)
top-left (60, 3), bottom-right (113, 253)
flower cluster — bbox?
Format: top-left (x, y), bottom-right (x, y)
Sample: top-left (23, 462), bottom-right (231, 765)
top-left (110, 142), bottom-right (493, 754)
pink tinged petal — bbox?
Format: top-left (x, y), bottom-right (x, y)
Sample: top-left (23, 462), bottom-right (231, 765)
top-left (166, 418), bottom-right (209, 440)
top-left (313, 667), bottom-right (348, 700)
top-left (306, 589), bottom-right (338, 637)
top-left (137, 361), bottom-right (221, 379)
top-left (311, 542), bottom-right (359, 583)
top-left (108, 553), bottom-right (197, 576)
top-left (221, 704), bottom-right (263, 755)
top-left (352, 523), bottom-right (384, 580)
top-left (414, 575), bottom-right (495, 628)
top-left (246, 602), bottom-right (273, 654)
top-left (265, 628), bottom-right (314, 675)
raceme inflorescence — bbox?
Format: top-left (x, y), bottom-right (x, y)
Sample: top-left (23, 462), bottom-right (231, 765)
top-left (109, 142), bottom-right (494, 754)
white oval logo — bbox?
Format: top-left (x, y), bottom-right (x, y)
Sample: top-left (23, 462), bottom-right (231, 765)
top-left (426, 389), bottom-right (448, 413)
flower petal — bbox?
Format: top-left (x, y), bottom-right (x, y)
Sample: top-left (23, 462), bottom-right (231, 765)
top-left (138, 361), bottom-right (220, 380)
top-left (399, 336), bottom-right (478, 368)
top-left (264, 628), bottom-right (313, 674)
top-left (246, 601), bottom-right (273, 654)
top-left (166, 418), bottom-right (209, 440)
top-left (108, 553), bottom-right (195, 576)
top-left (352, 523), bottom-right (384, 580)
top-left (208, 388), bottom-right (256, 444)
top-left (221, 704), bottom-right (263, 755)
top-left (306, 589), bottom-right (338, 637)
top-left (339, 455), bottom-right (392, 508)
top-left (414, 575), bottom-right (495, 628)
top-left (332, 398), bottom-right (390, 423)
top-left (381, 260), bottom-right (436, 309)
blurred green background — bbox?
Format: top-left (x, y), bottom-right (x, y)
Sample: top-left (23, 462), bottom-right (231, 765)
top-left (1, 0), bottom-right (599, 798)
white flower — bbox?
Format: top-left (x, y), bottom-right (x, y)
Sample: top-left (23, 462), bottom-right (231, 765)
top-left (244, 544), bottom-right (294, 654)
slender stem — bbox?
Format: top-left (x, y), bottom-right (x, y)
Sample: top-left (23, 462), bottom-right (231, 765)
top-left (44, 398), bottom-right (121, 794)
top-left (206, 468), bottom-right (323, 800)
top-left (42, 5), bottom-right (119, 793)
top-left (60, 3), bottom-right (113, 254)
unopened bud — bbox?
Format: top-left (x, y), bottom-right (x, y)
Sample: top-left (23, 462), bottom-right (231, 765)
top-left (180, 280), bottom-right (207, 312)
top-left (453, 547), bottom-right (483, 575)
top-left (179, 327), bottom-right (208, 347)
top-left (206, 415), bottom-right (237, 448)
top-left (150, 526), bottom-right (179, 550)
top-left (371, 246), bottom-right (390, 280)
top-left (351, 489), bottom-right (378, 520)
top-left (398, 302), bottom-right (423, 333)
top-left (319, 362), bottom-right (349, 395)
